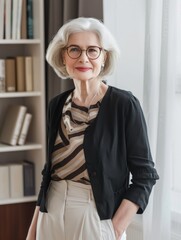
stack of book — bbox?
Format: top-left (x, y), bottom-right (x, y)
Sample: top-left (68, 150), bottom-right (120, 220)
top-left (0, 105), bottom-right (32, 146)
top-left (0, 0), bottom-right (34, 40)
top-left (0, 160), bottom-right (35, 200)
top-left (0, 56), bottom-right (33, 93)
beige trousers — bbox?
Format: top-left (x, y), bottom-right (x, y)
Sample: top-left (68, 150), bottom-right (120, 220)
top-left (36, 180), bottom-right (126, 240)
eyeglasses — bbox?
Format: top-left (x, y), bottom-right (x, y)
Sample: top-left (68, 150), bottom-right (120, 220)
top-left (66, 45), bottom-right (103, 60)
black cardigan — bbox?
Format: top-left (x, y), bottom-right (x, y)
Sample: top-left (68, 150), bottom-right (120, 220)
top-left (37, 86), bottom-right (159, 220)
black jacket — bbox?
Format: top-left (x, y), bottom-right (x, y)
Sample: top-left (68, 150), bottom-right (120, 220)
top-left (37, 86), bottom-right (159, 220)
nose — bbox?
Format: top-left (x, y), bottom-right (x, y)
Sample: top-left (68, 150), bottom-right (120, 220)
top-left (79, 50), bottom-right (89, 62)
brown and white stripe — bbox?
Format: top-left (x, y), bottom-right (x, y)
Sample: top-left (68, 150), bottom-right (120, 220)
top-left (51, 93), bottom-right (101, 184)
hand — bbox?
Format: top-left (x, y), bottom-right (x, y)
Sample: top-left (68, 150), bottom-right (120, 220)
top-left (112, 219), bottom-right (125, 240)
top-left (26, 229), bottom-right (36, 240)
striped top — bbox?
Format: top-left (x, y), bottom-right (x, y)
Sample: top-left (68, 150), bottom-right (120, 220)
top-left (50, 93), bottom-right (101, 184)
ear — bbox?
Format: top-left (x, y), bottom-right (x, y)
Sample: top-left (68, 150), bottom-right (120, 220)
top-left (62, 50), bottom-right (66, 65)
top-left (103, 51), bottom-right (107, 64)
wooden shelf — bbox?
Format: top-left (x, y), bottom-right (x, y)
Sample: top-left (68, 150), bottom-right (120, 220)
top-left (0, 1), bottom-right (46, 238)
top-left (0, 92), bottom-right (41, 98)
top-left (0, 143), bottom-right (42, 152)
top-left (0, 39), bottom-right (41, 44)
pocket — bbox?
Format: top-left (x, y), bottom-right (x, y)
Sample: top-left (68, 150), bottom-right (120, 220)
top-left (100, 219), bottom-right (116, 240)
top-left (107, 219), bottom-right (117, 239)
top-left (121, 231), bottom-right (127, 240)
top-left (105, 219), bottom-right (127, 240)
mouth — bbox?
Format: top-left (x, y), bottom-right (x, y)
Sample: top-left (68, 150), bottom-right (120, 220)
top-left (75, 67), bottom-right (92, 72)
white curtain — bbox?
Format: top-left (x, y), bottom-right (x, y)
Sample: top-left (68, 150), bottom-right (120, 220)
top-left (142, 0), bottom-right (177, 239)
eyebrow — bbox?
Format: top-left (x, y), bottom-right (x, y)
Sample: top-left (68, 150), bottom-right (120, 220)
top-left (67, 45), bottom-right (101, 48)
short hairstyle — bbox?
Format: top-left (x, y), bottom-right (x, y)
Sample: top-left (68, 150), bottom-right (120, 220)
top-left (46, 17), bottom-right (120, 79)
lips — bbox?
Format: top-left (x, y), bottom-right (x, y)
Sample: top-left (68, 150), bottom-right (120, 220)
top-left (75, 67), bottom-right (92, 72)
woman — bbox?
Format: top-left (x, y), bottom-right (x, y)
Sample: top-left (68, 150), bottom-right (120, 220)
top-left (26, 17), bottom-right (159, 240)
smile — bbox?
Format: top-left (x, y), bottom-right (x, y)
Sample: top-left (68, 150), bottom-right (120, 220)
top-left (75, 67), bottom-right (92, 72)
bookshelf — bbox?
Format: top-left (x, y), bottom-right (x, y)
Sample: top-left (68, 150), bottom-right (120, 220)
top-left (0, 0), bottom-right (46, 206)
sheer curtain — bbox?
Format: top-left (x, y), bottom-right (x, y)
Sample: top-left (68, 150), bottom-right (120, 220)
top-left (142, 0), bottom-right (177, 239)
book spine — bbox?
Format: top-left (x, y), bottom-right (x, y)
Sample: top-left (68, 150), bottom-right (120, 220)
top-left (12, 0), bottom-right (18, 39)
top-left (0, 59), bottom-right (5, 92)
top-left (25, 56), bottom-right (33, 91)
top-left (16, 0), bottom-right (23, 39)
top-left (11, 106), bottom-right (27, 145)
top-left (21, 0), bottom-right (27, 39)
top-left (18, 113), bottom-right (32, 145)
top-left (27, 0), bottom-right (33, 39)
top-left (9, 164), bottom-right (23, 198)
top-left (5, 58), bottom-right (16, 92)
top-left (0, 165), bottom-right (10, 199)
top-left (23, 161), bottom-right (35, 196)
top-left (5, 0), bottom-right (12, 39)
top-left (0, 0), bottom-right (5, 39)
top-left (16, 56), bottom-right (25, 92)
top-left (0, 105), bottom-right (27, 146)
top-left (5, 0), bottom-right (11, 39)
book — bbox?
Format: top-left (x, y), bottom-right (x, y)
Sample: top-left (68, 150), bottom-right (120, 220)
top-left (12, 0), bottom-right (18, 39)
top-left (16, 56), bottom-right (25, 91)
top-left (16, 0), bottom-right (23, 39)
top-left (21, 0), bottom-right (27, 39)
top-left (5, 58), bottom-right (16, 92)
top-left (27, 0), bottom-right (33, 39)
top-left (25, 56), bottom-right (33, 91)
top-left (23, 160), bottom-right (35, 196)
top-left (5, 0), bottom-right (12, 39)
top-left (0, 59), bottom-right (5, 92)
top-left (18, 113), bottom-right (32, 145)
top-left (0, 0), bottom-right (5, 39)
top-left (0, 165), bottom-right (10, 199)
top-left (9, 163), bottom-right (23, 198)
top-left (0, 105), bottom-right (27, 146)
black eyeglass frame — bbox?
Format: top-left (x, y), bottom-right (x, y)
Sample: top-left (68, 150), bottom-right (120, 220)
top-left (65, 45), bottom-right (104, 60)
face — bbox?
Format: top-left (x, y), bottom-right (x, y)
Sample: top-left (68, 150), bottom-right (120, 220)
top-left (63, 31), bottom-right (106, 81)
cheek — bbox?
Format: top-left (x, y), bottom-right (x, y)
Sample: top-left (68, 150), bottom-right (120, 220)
top-left (64, 59), bottom-right (74, 71)
top-left (95, 61), bottom-right (103, 72)
top-left (65, 65), bottom-right (73, 75)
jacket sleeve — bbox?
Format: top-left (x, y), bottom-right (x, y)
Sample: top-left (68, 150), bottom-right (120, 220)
top-left (36, 100), bottom-right (51, 207)
top-left (123, 94), bottom-right (159, 213)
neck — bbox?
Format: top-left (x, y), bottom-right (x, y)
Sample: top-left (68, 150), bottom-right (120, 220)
top-left (73, 78), bottom-right (102, 105)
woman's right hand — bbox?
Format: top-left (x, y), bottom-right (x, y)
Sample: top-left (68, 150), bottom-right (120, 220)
top-left (26, 228), bottom-right (36, 240)
top-left (26, 206), bottom-right (40, 240)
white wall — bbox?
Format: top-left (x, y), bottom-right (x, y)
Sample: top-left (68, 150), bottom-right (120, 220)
top-left (103, 0), bottom-right (146, 103)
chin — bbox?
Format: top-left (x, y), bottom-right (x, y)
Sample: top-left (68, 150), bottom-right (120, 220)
top-left (73, 75), bottom-right (96, 81)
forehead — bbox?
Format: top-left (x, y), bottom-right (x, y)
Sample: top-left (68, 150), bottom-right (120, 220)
top-left (68, 31), bottom-right (100, 46)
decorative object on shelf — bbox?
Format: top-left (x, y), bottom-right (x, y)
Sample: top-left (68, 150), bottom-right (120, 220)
top-left (0, 0), bottom-right (5, 39)
top-left (0, 105), bottom-right (28, 146)
top-left (9, 163), bottom-right (24, 198)
top-left (2, 56), bottom-right (34, 93)
top-left (23, 160), bottom-right (35, 196)
top-left (27, 0), bottom-right (34, 39)
top-left (0, 0), bottom-right (33, 40)
top-left (0, 59), bottom-right (5, 92)
top-left (0, 160), bottom-right (35, 200)
top-left (0, 165), bottom-right (10, 199)
top-left (5, 58), bottom-right (16, 92)
top-left (18, 113), bottom-right (32, 145)
top-left (25, 56), bottom-right (33, 91)
top-left (16, 56), bottom-right (25, 91)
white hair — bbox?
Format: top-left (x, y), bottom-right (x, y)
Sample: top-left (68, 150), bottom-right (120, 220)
top-left (46, 17), bottom-right (120, 79)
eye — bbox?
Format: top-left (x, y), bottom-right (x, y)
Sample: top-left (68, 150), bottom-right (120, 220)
top-left (88, 47), bottom-right (99, 53)
top-left (69, 46), bottom-right (80, 53)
